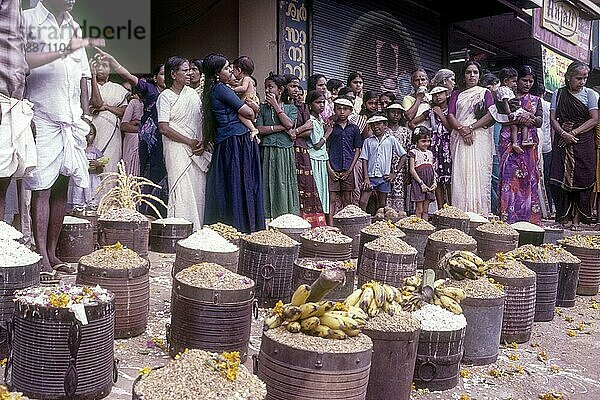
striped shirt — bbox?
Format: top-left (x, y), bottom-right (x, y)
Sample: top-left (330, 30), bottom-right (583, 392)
top-left (0, 0), bottom-right (28, 99)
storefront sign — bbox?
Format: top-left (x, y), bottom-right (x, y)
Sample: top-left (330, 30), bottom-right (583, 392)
top-left (541, 45), bottom-right (574, 93)
top-left (541, 0), bottom-right (579, 45)
top-left (533, 6), bottom-right (591, 62)
top-left (278, 0), bottom-right (309, 88)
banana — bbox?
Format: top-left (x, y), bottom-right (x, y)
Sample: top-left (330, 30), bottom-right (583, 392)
top-left (300, 316), bottom-right (320, 332)
top-left (405, 276), bottom-right (421, 286)
top-left (439, 287), bottom-right (467, 302)
top-left (460, 258), bottom-right (479, 272)
top-left (358, 287), bottom-right (374, 311)
top-left (291, 284), bottom-right (311, 306)
top-left (328, 329), bottom-right (348, 340)
top-left (404, 285), bottom-right (417, 292)
top-left (344, 288), bottom-right (363, 307)
top-left (282, 304), bottom-right (302, 321)
top-left (286, 321), bottom-right (301, 333)
top-left (382, 284), bottom-right (395, 302)
top-left (368, 298), bottom-right (380, 317)
top-left (310, 324), bottom-right (331, 338)
top-left (372, 283), bottom-right (386, 307)
top-left (439, 294), bottom-right (463, 315)
top-left (459, 251), bottom-right (484, 266)
top-left (338, 316), bottom-right (360, 330)
top-left (347, 306), bottom-right (368, 320)
top-left (263, 315), bottom-right (283, 330)
top-left (299, 302), bottom-right (320, 319)
top-left (432, 293), bottom-right (442, 306)
top-left (320, 313), bottom-right (345, 330)
top-left (434, 279), bottom-right (447, 288)
top-left (344, 328), bottom-right (361, 337)
top-left (382, 300), bottom-right (392, 314)
top-left (392, 286), bottom-right (403, 303)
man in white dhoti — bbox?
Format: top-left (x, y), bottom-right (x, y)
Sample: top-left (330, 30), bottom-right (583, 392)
top-left (0, 0), bottom-right (37, 218)
top-left (23, 0), bottom-right (99, 277)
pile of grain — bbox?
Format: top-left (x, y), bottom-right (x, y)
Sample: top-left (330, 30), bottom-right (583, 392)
top-left (0, 239), bottom-right (41, 267)
top-left (176, 263), bottom-right (254, 290)
top-left (63, 216), bottom-right (90, 225)
top-left (0, 221), bottom-right (24, 241)
top-left (333, 205), bottom-right (369, 218)
top-left (80, 245), bottom-right (146, 269)
top-left (364, 311), bottom-right (421, 332)
top-left (246, 229), bottom-right (298, 247)
top-left (476, 221), bottom-right (519, 235)
top-left (364, 237), bottom-right (417, 255)
top-left (412, 304), bottom-right (467, 331)
top-left (395, 217), bottom-right (435, 231)
top-left (179, 228), bottom-right (238, 252)
top-left (486, 255), bottom-right (536, 279)
top-left (209, 223), bottom-right (243, 243)
top-left (301, 227), bottom-right (352, 243)
top-left (540, 244), bottom-right (580, 263)
top-left (151, 217), bottom-right (192, 225)
top-left (99, 208), bottom-right (148, 222)
top-left (558, 234), bottom-right (600, 250)
top-left (507, 244), bottom-right (559, 263)
top-left (434, 205), bottom-right (469, 219)
top-left (361, 220), bottom-right (406, 238)
top-left (429, 228), bottom-right (476, 245)
top-left (269, 214), bottom-right (311, 229)
top-left (295, 258), bottom-right (356, 271)
top-left (447, 277), bottom-right (505, 299)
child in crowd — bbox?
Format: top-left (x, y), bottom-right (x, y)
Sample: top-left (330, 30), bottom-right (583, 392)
top-left (70, 122), bottom-right (105, 207)
top-left (385, 102), bottom-right (411, 213)
top-left (359, 114), bottom-right (406, 211)
top-left (306, 90), bottom-right (330, 217)
top-left (408, 126), bottom-right (436, 220)
top-left (496, 67), bottom-right (530, 154)
top-left (428, 86), bottom-right (452, 209)
top-left (232, 55), bottom-right (260, 141)
top-left (326, 97), bottom-right (362, 221)
top-left (379, 91), bottom-right (396, 111)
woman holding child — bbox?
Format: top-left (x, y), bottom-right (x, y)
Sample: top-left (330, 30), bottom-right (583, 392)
top-left (498, 65), bottom-right (542, 224)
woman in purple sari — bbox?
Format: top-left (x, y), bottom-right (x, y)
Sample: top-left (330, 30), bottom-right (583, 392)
top-left (498, 65), bottom-right (542, 224)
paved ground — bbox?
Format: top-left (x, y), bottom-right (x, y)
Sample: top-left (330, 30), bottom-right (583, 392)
top-left (6, 224), bottom-right (600, 399)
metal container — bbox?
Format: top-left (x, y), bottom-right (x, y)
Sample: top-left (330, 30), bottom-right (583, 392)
top-left (461, 295), bottom-right (505, 365)
top-left (363, 327), bottom-right (419, 400)
top-left (257, 331), bottom-right (372, 400)
top-left (543, 227), bottom-right (564, 244)
top-left (474, 230), bottom-right (518, 262)
top-left (333, 215), bottom-right (372, 258)
top-left (522, 260), bottom-right (559, 322)
top-left (77, 261), bottom-right (149, 338)
top-left (149, 221), bottom-right (193, 254)
top-left (7, 296), bottom-right (116, 400)
top-left (57, 220), bottom-right (95, 263)
top-left (423, 237), bottom-right (477, 277)
top-left (71, 210), bottom-right (99, 247)
top-left (292, 258), bottom-right (355, 301)
top-left (238, 238), bottom-right (299, 308)
top-left (514, 228), bottom-right (544, 247)
top-left (168, 274), bottom-right (254, 362)
top-left (269, 226), bottom-right (310, 243)
top-left (98, 219), bottom-right (150, 258)
top-left (561, 244), bottom-right (600, 296)
top-left (487, 272), bottom-right (536, 344)
top-left (357, 228), bottom-right (405, 266)
top-left (413, 327), bottom-right (466, 391)
top-left (299, 237), bottom-right (352, 260)
top-left (358, 246), bottom-right (417, 288)
top-left (397, 226), bottom-right (435, 269)
top-left (556, 261), bottom-right (580, 307)
top-left (173, 242), bottom-right (239, 275)
top-left (0, 261), bottom-right (40, 357)
top-left (431, 214), bottom-right (470, 233)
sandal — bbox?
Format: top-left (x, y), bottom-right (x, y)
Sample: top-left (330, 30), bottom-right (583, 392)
top-left (570, 224), bottom-right (582, 232)
top-left (40, 270), bottom-right (60, 285)
top-left (52, 263), bottom-right (77, 275)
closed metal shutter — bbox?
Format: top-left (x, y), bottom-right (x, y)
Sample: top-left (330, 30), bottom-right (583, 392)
top-left (311, 0), bottom-right (442, 97)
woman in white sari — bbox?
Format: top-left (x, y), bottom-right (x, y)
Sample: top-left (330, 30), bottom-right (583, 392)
top-left (447, 61), bottom-right (495, 214)
top-left (89, 60), bottom-right (128, 173)
top-left (157, 56), bottom-right (207, 230)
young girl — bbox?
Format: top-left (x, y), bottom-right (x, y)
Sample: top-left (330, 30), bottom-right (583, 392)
top-left (232, 56), bottom-right (260, 141)
top-left (428, 86), bottom-right (452, 208)
top-left (385, 102), bottom-right (411, 213)
top-left (70, 122), bottom-right (105, 207)
top-left (495, 67), bottom-right (530, 154)
top-left (306, 90), bottom-right (330, 218)
top-left (356, 90), bottom-right (380, 138)
top-left (409, 127), bottom-right (436, 220)
top-left (308, 73), bottom-right (333, 122)
top-left (255, 74), bottom-right (299, 219)
top-left (379, 91), bottom-right (396, 112)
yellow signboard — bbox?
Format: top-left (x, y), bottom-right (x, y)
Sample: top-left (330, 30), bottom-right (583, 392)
top-left (541, 45), bottom-right (573, 93)
top-left (541, 0), bottom-right (579, 45)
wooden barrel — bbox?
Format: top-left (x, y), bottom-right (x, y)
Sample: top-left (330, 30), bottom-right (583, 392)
top-left (358, 246), bottom-right (417, 288)
top-left (474, 229), bottom-right (518, 261)
top-left (70, 209), bottom-right (99, 247)
top-left (413, 327), bottom-right (466, 391)
top-left (57, 218), bottom-right (94, 262)
top-left (77, 260), bottom-right (149, 338)
top-left (98, 219), bottom-right (150, 258)
top-left (299, 237), bottom-right (352, 261)
top-left (487, 272), bottom-right (537, 344)
top-left (431, 214), bottom-right (470, 233)
top-left (561, 244), bottom-right (600, 296)
top-left (397, 226), bottom-right (435, 269)
top-left (258, 329), bottom-right (372, 400)
top-left (332, 215), bottom-right (372, 258)
top-left (7, 294), bottom-right (115, 400)
top-left (522, 260), bottom-right (559, 322)
top-left (423, 236), bottom-right (477, 277)
top-left (292, 258), bottom-right (356, 301)
top-left (173, 242), bottom-right (239, 275)
top-left (238, 238), bottom-right (299, 308)
top-left (169, 273), bottom-right (254, 362)
top-left (357, 226), bottom-right (406, 265)
top-left (149, 220), bottom-right (193, 254)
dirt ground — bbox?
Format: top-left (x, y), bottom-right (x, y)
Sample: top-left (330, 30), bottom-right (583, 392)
top-left (9, 226), bottom-right (600, 400)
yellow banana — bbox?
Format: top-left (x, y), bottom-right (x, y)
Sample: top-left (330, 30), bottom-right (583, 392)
top-left (300, 316), bottom-right (320, 332)
top-left (382, 300), bottom-right (392, 314)
top-left (439, 294), bottom-right (463, 315)
top-left (311, 324), bottom-right (331, 338)
top-left (382, 284), bottom-right (395, 302)
top-left (439, 287), bottom-right (467, 302)
top-left (459, 251), bottom-right (484, 266)
top-left (299, 302), bottom-right (320, 319)
top-left (286, 321), bottom-right (301, 333)
top-left (358, 287), bottom-right (374, 311)
top-left (344, 288), bottom-right (363, 307)
top-left (347, 306), bottom-right (368, 320)
top-left (314, 301), bottom-right (335, 317)
top-left (405, 275), bottom-right (421, 286)
top-left (282, 304), bottom-right (302, 321)
top-left (344, 328), bottom-right (361, 337)
top-left (372, 283), bottom-right (386, 307)
top-left (319, 313), bottom-right (345, 330)
top-left (368, 298), bottom-right (380, 317)
top-left (338, 316), bottom-right (360, 330)
top-left (432, 293), bottom-right (442, 306)
top-left (263, 315), bottom-right (283, 330)
top-left (328, 329), bottom-right (348, 340)
top-left (391, 286), bottom-right (402, 303)
top-left (291, 284), bottom-right (311, 306)
top-left (404, 285), bottom-right (417, 292)
top-left (434, 279), bottom-right (447, 289)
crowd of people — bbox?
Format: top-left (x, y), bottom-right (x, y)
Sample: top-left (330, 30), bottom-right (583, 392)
top-left (1, 0), bottom-right (600, 280)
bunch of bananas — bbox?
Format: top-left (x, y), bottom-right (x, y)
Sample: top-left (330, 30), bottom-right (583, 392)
top-left (263, 284), bottom-right (367, 340)
top-left (400, 274), bottom-right (466, 315)
top-left (344, 280), bottom-right (403, 317)
top-left (431, 282), bottom-right (467, 315)
top-left (441, 251), bottom-right (487, 280)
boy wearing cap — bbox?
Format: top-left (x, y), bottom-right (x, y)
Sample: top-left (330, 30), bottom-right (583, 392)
top-left (359, 113), bottom-right (406, 210)
top-left (327, 97), bottom-right (363, 218)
